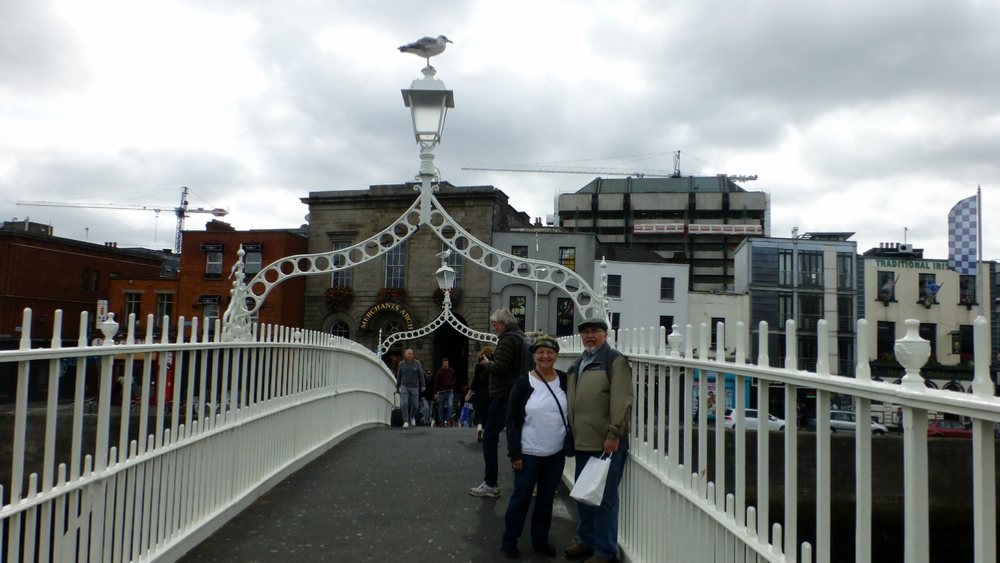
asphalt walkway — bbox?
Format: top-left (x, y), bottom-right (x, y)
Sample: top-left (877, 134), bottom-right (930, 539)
top-left (179, 425), bottom-right (581, 562)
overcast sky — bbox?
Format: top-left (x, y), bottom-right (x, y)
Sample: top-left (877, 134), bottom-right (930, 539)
top-left (2, 0), bottom-right (998, 261)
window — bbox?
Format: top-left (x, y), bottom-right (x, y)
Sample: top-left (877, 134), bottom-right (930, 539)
top-left (919, 323), bottom-right (937, 359)
top-left (659, 315), bottom-right (674, 332)
top-left (206, 252), bottom-right (223, 278)
top-left (245, 252), bottom-right (262, 275)
top-left (556, 298), bottom-right (574, 336)
top-left (838, 338), bottom-right (854, 376)
top-left (877, 271), bottom-right (896, 301)
top-left (511, 245), bottom-right (528, 274)
top-left (607, 274), bottom-right (622, 298)
top-left (90, 270), bottom-right (99, 293)
top-left (330, 321), bottom-right (350, 339)
top-left (611, 312), bottom-right (621, 333)
top-left (660, 277), bottom-right (675, 300)
top-left (799, 251), bottom-right (823, 287)
top-left (331, 241), bottom-right (352, 288)
top-left (124, 293), bottom-right (141, 323)
top-left (877, 321), bottom-right (895, 358)
top-left (558, 247), bottom-right (576, 271)
top-left (779, 293), bottom-right (793, 326)
top-left (837, 295), bottom-right (853, 333)
top-left (953, 325), bottom-right (973, 357)
top-left (509, 296), bottom-right (526, 330)
top-left (778, 250), bottom-right (793, 286)
top-left (444, 241), bottom-right (464, 287)
top-left (959, 275), bottom-right (976, 304)
top-left (82, 269), bottom-right (90, 292)
top-left (837, 253), bottom-right (853, 289)
top-left (710, 317), bottom-right (725, 349)
top-left (798, 294), bottom-right (823, 331)
top-left (918, 273), bottom-right (937, 301)
top-left (156, 293), bottom-right (173, 328)
top-left (385, 241), bottom-right (406, 288)
top-left (798, 337), bottom-right (818, 371)
top-left (204, 303), bottom-right (220, 323)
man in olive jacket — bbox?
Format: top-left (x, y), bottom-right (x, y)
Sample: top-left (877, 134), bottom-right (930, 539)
top-left (564, 318), bottom-right (633, 563)
top-left (469, 308), bottom-right (529, 498)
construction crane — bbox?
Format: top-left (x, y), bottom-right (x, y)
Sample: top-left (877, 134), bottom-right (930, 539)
top-left (463, 150), bottom-right (758, 182)
top-left (17, 186), bottom-right (228, 254)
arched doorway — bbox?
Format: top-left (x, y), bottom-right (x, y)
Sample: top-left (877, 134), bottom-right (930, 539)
top-left (432, 315), bottom-right (470, 391)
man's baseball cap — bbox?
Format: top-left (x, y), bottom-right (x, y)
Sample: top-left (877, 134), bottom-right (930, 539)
top-left (578, 317), bottom-right (609, 332)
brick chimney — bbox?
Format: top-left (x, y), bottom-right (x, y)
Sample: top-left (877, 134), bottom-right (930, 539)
top-left (206, 219), bottom-right (236, 232)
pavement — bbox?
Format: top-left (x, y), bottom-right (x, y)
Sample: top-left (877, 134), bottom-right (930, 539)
top-left (178, 425), bottom-right (582, 562)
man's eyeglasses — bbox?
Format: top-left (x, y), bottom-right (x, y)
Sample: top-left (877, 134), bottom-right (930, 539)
top-left (580, 328), bottom-right (606, 336)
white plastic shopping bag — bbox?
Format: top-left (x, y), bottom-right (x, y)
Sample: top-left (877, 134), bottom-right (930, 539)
top-left (570, 455), bottom-right (611, 506)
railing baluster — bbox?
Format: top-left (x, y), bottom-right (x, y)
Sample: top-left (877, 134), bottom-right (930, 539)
top-left (855, 319), bottom-right (873, 563)
top-left (815, 389), bottom-right (831, 563)
top-left (972, 316), bottom-right (997, 563)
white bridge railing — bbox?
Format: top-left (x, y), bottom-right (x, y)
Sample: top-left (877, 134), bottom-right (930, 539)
top-left (0, 308), bottom-right (395, 562)
top-left (558, 317), bottom-right (998, 563)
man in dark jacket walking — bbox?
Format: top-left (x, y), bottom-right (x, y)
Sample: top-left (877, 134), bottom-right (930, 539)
top-left (470, 308), bottom-right (529, 498)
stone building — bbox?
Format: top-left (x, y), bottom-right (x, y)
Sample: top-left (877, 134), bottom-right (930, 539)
top-left (302, 182), bottom-right (529, 385)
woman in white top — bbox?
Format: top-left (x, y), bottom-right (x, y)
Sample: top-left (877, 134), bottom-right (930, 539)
top-left (501, 335), bottom-right (569, 559)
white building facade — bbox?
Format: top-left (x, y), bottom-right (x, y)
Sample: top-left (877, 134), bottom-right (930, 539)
top-left (861, 243), bottom-right (997, 391)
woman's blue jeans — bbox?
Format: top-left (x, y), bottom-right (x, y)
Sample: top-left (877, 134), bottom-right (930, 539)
top-left (502, 453), bottom-right (566, 548)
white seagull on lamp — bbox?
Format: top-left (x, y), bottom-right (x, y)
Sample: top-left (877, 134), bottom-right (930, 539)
top-left (398, 35), bottom-right (452, 67)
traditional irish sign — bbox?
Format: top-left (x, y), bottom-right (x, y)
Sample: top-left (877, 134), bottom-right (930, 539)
top-left (872, 259), bottom-right (951, 271)
top-left (360, 301), bottom-right (416, 330)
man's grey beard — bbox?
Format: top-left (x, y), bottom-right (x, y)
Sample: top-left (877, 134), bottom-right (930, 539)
top-left (584, 344), bottom-right (599, 353)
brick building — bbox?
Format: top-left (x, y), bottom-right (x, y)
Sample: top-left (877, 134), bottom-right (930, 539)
top-left (302, 182), bottom-right (529, 383)
top-left (0, 225), bottom-right (168, 400)
top-left (175, 220), bottom-right (308, 337)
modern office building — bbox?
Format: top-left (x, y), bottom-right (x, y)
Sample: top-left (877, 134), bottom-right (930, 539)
top-left (734, 232), bottom-right (859, 375)
top-left (557, 175), bottom-right (769, 292)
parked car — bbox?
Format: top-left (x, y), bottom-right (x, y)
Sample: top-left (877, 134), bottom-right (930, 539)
top-left (808, 410), bottom-right (889, 435)
top-left (927, 419), bottom-right (973, 438)
top-left (723, 409), bottom-right (785, 432)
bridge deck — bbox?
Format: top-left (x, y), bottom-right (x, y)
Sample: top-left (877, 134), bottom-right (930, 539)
top-left (179, 426), bottom-right (581, 562)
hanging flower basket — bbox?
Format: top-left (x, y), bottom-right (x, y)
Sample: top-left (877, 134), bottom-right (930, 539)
top-left (959, 296), bottom-right (975, 310)
top-left (377, 288), bottom-right (408, 303)
top-left (919, 295), bottom-right (935, 309)
top-left (325, 287), bottom-right (354, 311)
top-left (877, 291), bottom-right (892, 306)
top-left (432, 287), bottom-right (461, 306)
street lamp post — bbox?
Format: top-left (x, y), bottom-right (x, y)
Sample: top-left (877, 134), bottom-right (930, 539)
top-left (401, 67), bottom-right (454, 225)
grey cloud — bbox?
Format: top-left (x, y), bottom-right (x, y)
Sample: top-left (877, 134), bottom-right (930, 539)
top-left (0, 0), bottom-right (89, 93)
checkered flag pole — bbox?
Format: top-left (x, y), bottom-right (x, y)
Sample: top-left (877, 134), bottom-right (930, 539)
top-left (947, 193), bottom-right (978, 275)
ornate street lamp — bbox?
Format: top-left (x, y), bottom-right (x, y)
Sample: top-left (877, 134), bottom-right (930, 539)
top-left (435, 262), bottom-right (457, 292)
top-left (402, 68), bottom-right (454, 225)
top-left (378, 256), bottom-right (495, 356)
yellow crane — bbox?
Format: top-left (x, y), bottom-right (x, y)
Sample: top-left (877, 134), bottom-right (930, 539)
top-left (17, 186), bottom-right (228, 254)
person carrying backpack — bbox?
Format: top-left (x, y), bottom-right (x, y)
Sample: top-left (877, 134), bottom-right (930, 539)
top-left (469, 308), bottom-right (534, 498)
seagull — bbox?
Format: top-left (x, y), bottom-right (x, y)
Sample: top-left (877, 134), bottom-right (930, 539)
top-left (398, 35), bottom-right (453, 67)
top-left (435, 248), bottom-right (452, 261)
